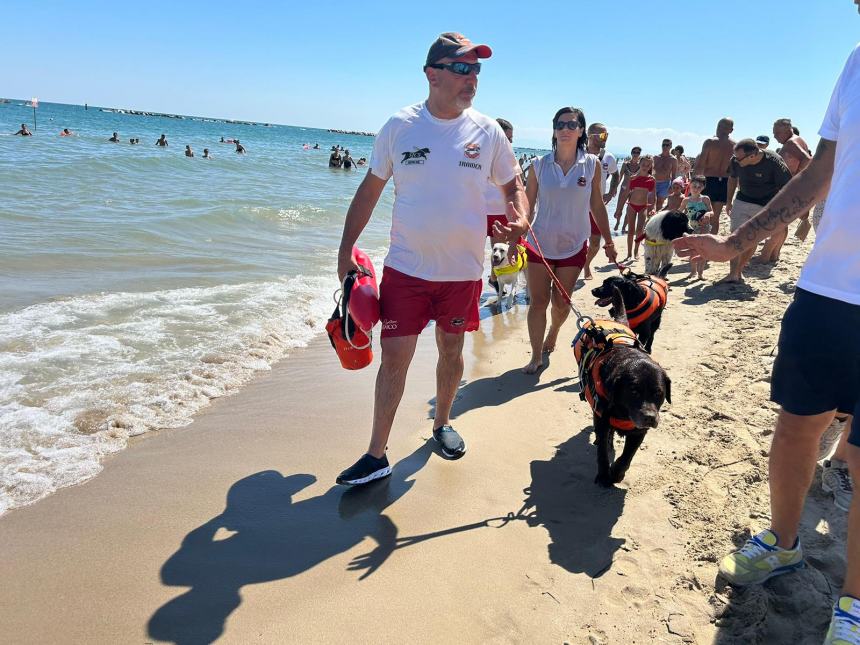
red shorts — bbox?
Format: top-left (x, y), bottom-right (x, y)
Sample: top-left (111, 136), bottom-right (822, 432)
top-left (589, 212), bottom-right (600, 236)
top-left (524, 241), bottom-right (588, 269)
top-left (378, 266), bottom-right (482, 338)
top-left (487, 214), bottom-right (507, 237)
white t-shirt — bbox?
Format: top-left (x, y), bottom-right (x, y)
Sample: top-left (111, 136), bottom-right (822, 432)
top-left (797, 43), bottom-right (860, 305)
top-left (370, 102), bottom-right (519, 281)
top-left (599, 150), bottom-right (617, 195)
top-left (484, 177), bottom-right (507, 216)
top-left (526, 149), bottom-right (598, 259)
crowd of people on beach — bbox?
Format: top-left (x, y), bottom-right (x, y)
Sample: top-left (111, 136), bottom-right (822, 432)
top-left (334, 27), bottom-right (860, 644)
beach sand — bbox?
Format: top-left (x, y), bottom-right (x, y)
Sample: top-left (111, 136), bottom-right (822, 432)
top-left (0, 231), bottom-right (844, 644)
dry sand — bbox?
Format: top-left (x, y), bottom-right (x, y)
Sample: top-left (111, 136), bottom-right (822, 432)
top-left (0, 230), bottom-right (844, 644)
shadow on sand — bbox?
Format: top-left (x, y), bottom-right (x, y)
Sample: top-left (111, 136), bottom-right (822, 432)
top-left (147, 443), bottom-right (433, 645)
top-left (523, 428), bottom-right (627, 577)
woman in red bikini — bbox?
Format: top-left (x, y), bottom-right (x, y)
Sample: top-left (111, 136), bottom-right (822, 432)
top-left (625, 154), bottom-right (656, 261)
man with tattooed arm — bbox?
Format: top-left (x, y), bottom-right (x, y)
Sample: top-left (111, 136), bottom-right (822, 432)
top-left (673, 22), bottom-right (860, 641)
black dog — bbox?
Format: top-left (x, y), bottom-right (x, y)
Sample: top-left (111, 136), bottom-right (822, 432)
top-left (579, 288), bottom-right (672, 487)
top-left (590, 264), bottom-right (670, 353)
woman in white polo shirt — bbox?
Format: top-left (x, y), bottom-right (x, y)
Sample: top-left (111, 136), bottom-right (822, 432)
top-left (522, 107), bottom-right (616, 374)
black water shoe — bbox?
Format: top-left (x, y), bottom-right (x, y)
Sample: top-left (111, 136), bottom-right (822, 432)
top-left (432, 425), bottom-right (467, 460)
top-left (336, 453), bottom-right (391, 486)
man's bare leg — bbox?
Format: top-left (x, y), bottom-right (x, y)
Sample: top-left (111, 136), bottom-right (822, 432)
top-left (769, 409), bottom-right (836, 548)
top-left (755, 226), bottom-right (788, 264)
top-left (710, 203), bottom-right (725, 234)
top-left (583, 235), bottom-right (601, 279)
top-left (541, 265), bottom-right (581, 353)
top-left (720, 246), bottom-right (757, 283)
top-left (368, 334), bottom-right (419, 457)
top-left (432, 326), bottom-right (465, 429)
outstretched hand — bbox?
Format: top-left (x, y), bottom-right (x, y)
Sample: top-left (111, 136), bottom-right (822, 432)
top-left (492, 200), bottom-right (528, 245)
top-left (672, 234), bottom-right (738, 263)
top-left (603, 243), bottom-right (618, 263)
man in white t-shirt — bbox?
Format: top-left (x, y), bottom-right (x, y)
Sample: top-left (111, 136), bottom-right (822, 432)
top-left (674, 29), bottom-right (860, 641)
top-left (335, 32), bottom-right (527, 486)
top-left (583, 123), bottom-right (619, 279)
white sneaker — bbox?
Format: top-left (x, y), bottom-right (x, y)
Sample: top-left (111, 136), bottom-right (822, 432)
top-left (824, 596), bottom-right (860, 644)
top-left (820, 417), bottom-right (848, 461)
top-left (822, 459), bottom-right (854, 512)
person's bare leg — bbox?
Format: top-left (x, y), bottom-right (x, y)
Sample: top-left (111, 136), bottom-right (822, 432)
top-left (755, 226), bottom-right (788, 264)
top-left (583, 235), bottom-right (601, 279)
top-left (523, 263), bottom-right (551, 374)
top-left (432, 326), bottom-right (465, 429)
top-left (634, 211), bottom-right (646, 259)
top-left (368, 334), bottom-right (420, 457)
top-left (720, 244), bottom-right (757, 283)
top-left (614, 187), bottom-right (629, 230)
top-left (842, 440), bottom-right (860, 598)
top-left (769, 409), bottom-right (836, 548)
top-left (625, 206), bottom-right (636, 259)
top-left (542, 265), bottom-right (581, 353)
top-left (710, 203), bottom-right (725, 234)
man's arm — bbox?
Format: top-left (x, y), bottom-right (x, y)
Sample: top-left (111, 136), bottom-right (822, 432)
top-left (692, 140), bottom-right (711, 174)
top-left (783, 140), bottom-right (812, 173)
top-left (673, 138), bottom-right (836, 262)
top-left (605, 169), bottom-right (620, 203)
top-left (337, 171), bottom-right (388, 281)
top-left (590, 165), bottom-right (617, 262)
top-left (492, 173), bottom-right (529, 243)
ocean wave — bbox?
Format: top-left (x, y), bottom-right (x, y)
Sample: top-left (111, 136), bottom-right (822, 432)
top-left (0, 273), bottom-right (339, 515)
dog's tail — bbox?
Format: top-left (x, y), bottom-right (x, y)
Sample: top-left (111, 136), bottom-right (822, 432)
top-left (657, 263), bottom-right (673, 279)
top-left (611, 285), bottom-right (629, 327)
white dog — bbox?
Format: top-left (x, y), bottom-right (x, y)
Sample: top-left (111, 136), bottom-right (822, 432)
top-left (491, 242), bottom-right (528, 309)
top-left (642, 210), bottom-right (692, 276)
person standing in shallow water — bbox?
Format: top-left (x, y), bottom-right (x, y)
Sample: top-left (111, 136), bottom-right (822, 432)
top-left (185, 145), bottom-right (194, 158)
top-left (156, 134), bottom-right (168, 147)
top-left (521, 107), bottom-right (617, 374)
top-left (334, 32), bottom-right (527, 485)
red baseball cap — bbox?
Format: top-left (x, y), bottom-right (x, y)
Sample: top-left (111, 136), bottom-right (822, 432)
top-left (425, 32), bottom-right (492, 66)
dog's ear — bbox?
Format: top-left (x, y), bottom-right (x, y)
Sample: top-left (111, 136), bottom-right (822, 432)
top-left (664, 373), bottom-right (672, 404)
top-left (611, 286), bottom-right (629, 326)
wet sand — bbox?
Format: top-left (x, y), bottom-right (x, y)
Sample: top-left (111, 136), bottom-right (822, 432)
top-left (0, 229), bottom-right (842, 644)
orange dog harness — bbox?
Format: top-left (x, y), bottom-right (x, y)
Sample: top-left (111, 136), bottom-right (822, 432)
top-left (573, 319), bottom-right (641, 432)
top-left (625, 275), bottom-right (669, 329)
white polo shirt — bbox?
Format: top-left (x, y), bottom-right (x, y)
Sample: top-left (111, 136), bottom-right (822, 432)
top-left (370, 102), bottom-right (519, 281)
top-left (797, 43), bottom-right (860, 305)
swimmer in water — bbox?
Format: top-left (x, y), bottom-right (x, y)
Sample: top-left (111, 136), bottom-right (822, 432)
top-left (109, 132), bottom-right (120, 142)
top-left (235, 140), bottom-right (246, 154)
top-left (203, 148), bottom-right (211, 159)
top-left (129, 138), bottom-right (136, 144)
top-left (185, 145), bottom-right (194, 157)
top-left (156, 134), bottom-right (168, 147)
top-left (60, 128), bottom-right (74, 137)
top-left (342, 149), bottom-right (355, 169)
top-left (134, 138), bottom-right (139, 144)
top-left (15, 124), bottom-right (32, 136)
top-left (220, 136), bottom-right (225, 143)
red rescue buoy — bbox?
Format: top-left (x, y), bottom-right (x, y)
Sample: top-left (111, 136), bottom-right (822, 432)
top-left (347, 246), bottom-right (379, 332)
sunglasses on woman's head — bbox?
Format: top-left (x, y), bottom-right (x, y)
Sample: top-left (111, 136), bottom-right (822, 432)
top-left (427, 61), bottom-right (481, 76)
top-left (553, 121), bottom-right (581, 131)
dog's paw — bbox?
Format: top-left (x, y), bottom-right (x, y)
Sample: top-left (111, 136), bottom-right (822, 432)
top-left (594, 472), bottom-right (614, 488)
top-left (610, 465), bottom-right (627, 484)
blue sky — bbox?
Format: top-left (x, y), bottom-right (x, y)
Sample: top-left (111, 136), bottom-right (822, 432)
top-left (6, 0), bottom-right (859, 152)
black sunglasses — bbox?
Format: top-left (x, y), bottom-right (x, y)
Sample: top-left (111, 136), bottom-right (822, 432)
top-left (427, 61), bottom-right (481, 76)
top-left (553, 121), bottom-right (582, 131)
top-left (662, 143), bottom-right (671, 147)
top-left (632, 150), bottom-right (642, 154)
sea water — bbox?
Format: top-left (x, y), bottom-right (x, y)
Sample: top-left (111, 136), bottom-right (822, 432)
top-left (0, 100), bottom-right (622, 515)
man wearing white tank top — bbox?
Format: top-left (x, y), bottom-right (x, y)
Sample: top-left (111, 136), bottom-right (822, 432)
top-left (336, 33), bottom-right (527, 486)
top-left (674, 12), bottom-right (860, 638)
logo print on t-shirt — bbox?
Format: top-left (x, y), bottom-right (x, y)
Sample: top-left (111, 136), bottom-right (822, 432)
top-left (464, 143), bottom-right (481, 159)
top-left (401, 148), bottom-right (430, 165)
top-left (577, 176), bottom-right (587, 187)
